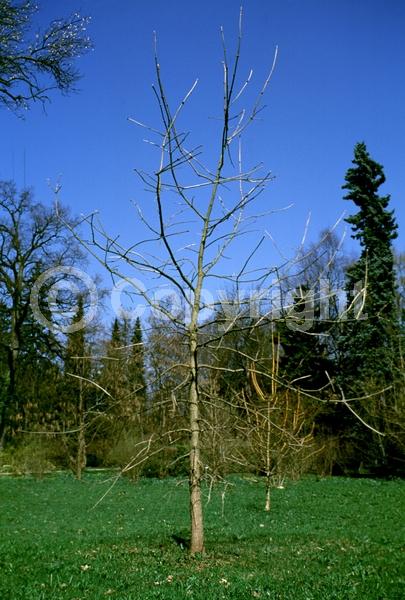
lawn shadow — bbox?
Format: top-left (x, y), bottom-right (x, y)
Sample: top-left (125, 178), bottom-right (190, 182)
top-left (171, 533), bottom-right (190, 550)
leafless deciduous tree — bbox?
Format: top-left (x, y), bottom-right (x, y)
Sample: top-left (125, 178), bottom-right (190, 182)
top-left (242, 332), bottom-right (316, 511)
top-left (0, 181), bottom-right (82, 446)
top-left (75, 11), bottom-right (279, 553)
top-left (65, 14), bottom-right (388, 547)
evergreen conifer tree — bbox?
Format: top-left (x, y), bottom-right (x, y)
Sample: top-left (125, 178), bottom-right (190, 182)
top-left (340, 142), bottom-right (398, 387)
top-left (336, 143), bottom-right (400, 472)
top-left (129, 318), bottom-right (146, 397)
top-left (128, 317), bottom-right (147, 426)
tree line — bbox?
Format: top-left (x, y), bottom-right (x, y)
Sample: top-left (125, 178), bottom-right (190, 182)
top-left (0, 142), bottom-right (403, 485)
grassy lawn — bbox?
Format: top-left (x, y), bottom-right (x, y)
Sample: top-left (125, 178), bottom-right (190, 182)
top-left (0, 473), bottom-right (403, 599)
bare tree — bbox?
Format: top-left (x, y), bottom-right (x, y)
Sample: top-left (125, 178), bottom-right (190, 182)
top-left (74, 11), bottom-right (278, 554)
top-left (59, 11), bottom-right (389, 549)
top-left (242, 331), bottom-right (315, 511)
top-left (63, 295), bottom-right (92, 480)
top-left (0, 181), bottom-right (83, 445)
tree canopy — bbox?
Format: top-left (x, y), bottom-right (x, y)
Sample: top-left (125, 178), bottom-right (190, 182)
top-left (0, 0), bottom-right (91, 112)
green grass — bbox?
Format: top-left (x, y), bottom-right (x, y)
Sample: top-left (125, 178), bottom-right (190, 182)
top-left (0, 473), bottom-right (403, 599)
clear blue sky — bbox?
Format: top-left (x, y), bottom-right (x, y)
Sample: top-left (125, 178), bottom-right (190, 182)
top-left (1, 0), bottom-right (404, 294)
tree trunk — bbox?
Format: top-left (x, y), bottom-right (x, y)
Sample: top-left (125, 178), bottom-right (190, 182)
top-left (265, 475), bottom-right (271, 511)
top-left (189, 338), bottom-right (204, 554)
top-left (76, 425), bottom-right (86, 480)
top-left (75, 377), bottom-right (86, 480)
top-left (0, 327), bottom-right (19, 446)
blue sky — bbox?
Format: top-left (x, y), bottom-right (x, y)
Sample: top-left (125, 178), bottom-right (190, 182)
top-left (0, 0), bottom-right (404, 307)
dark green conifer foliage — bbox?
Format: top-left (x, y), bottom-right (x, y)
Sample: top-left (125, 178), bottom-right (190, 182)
top-left (111, 318), bottom-right (121, 348)
top-left (99, 318), bottom-right (123, 409)
top-left (129, 317), bottom-right (146, 402)
top-left (65, 297), bottom-right (88, 381)
top-left (340, 142), bottom-right (398, 386)
top-left (277, 286), bottom-right (333, 392)
top-left (125, 317), bottom-right (147, 430)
